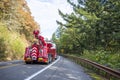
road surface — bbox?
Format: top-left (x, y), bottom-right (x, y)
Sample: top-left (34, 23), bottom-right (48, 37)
top-left (0, 56), bottom-right (92, 80)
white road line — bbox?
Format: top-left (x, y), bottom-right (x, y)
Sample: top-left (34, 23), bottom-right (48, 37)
top-left (24, 56), bottom-right (60, 80)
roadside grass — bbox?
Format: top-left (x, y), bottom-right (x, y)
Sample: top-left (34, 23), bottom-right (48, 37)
top-left (81, 50), bottom-right (120, 70)
top-left (84, 68), bottom-right (107, 80)
top-left (68, 50), bottom-right (120, 70)
top-left (65, 50), bottom-right (120, 80)
top-left (0, 23), bottom-right (28, 61)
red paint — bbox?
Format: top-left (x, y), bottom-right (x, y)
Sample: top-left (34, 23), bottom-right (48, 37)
top-left (24, 30), bottom-right (57, 63)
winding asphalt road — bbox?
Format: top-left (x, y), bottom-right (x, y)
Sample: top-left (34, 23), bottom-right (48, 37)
top-left (0, 56), bottom-right (92, 80)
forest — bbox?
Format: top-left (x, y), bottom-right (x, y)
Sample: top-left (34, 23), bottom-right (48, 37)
top-left (52, 0), bottom-right (120, 70)
top-left (0, 0), bottom-right (39, 61)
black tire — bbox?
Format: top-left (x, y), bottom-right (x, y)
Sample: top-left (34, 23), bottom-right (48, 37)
top-left (25, 62), bottom-right (31, 64)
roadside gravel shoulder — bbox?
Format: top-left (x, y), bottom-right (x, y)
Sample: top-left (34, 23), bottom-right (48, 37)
top-left (0, 60), bottom-right (23, 67)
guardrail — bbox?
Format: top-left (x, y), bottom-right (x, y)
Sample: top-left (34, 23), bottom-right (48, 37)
top-left (61, 54), bottom-right (120, 80)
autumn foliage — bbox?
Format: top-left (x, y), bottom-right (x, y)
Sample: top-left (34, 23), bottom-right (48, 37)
top-left (0, 0), bottom-right (40, 60)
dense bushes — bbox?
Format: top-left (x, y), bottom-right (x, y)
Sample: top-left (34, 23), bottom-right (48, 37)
top-left (0, 0), bottom-right (39, 61)
top-left (0, 23), bottom-right (28, 61)
top-left (81, 50), bottom-right (120, 70)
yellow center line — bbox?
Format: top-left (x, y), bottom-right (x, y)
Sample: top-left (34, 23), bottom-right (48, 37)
top-left (0, 64), bottom-right (21, 69)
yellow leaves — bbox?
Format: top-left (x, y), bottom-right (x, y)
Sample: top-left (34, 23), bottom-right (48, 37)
top-left (0, 23), bottom-right (28, 60)
top-left (0, 0), bottom-right (40, 61)
top-left (0, 2), bottom-right (4, 8)
top-left (1, 0), bottom-right (39, 41)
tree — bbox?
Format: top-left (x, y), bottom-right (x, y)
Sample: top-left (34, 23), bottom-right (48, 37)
top-left (53, 0), bottom-right (120, 54)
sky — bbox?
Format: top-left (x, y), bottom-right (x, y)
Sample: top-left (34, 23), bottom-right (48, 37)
top-left (26, 0), bottom-right (74, 39)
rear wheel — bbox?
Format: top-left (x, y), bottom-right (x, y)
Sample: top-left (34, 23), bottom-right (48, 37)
top-left (25, 61), bottom-right (31, 64)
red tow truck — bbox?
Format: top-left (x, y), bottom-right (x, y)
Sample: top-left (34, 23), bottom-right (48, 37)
top-left (24, 30), bottom-right (57, 64)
